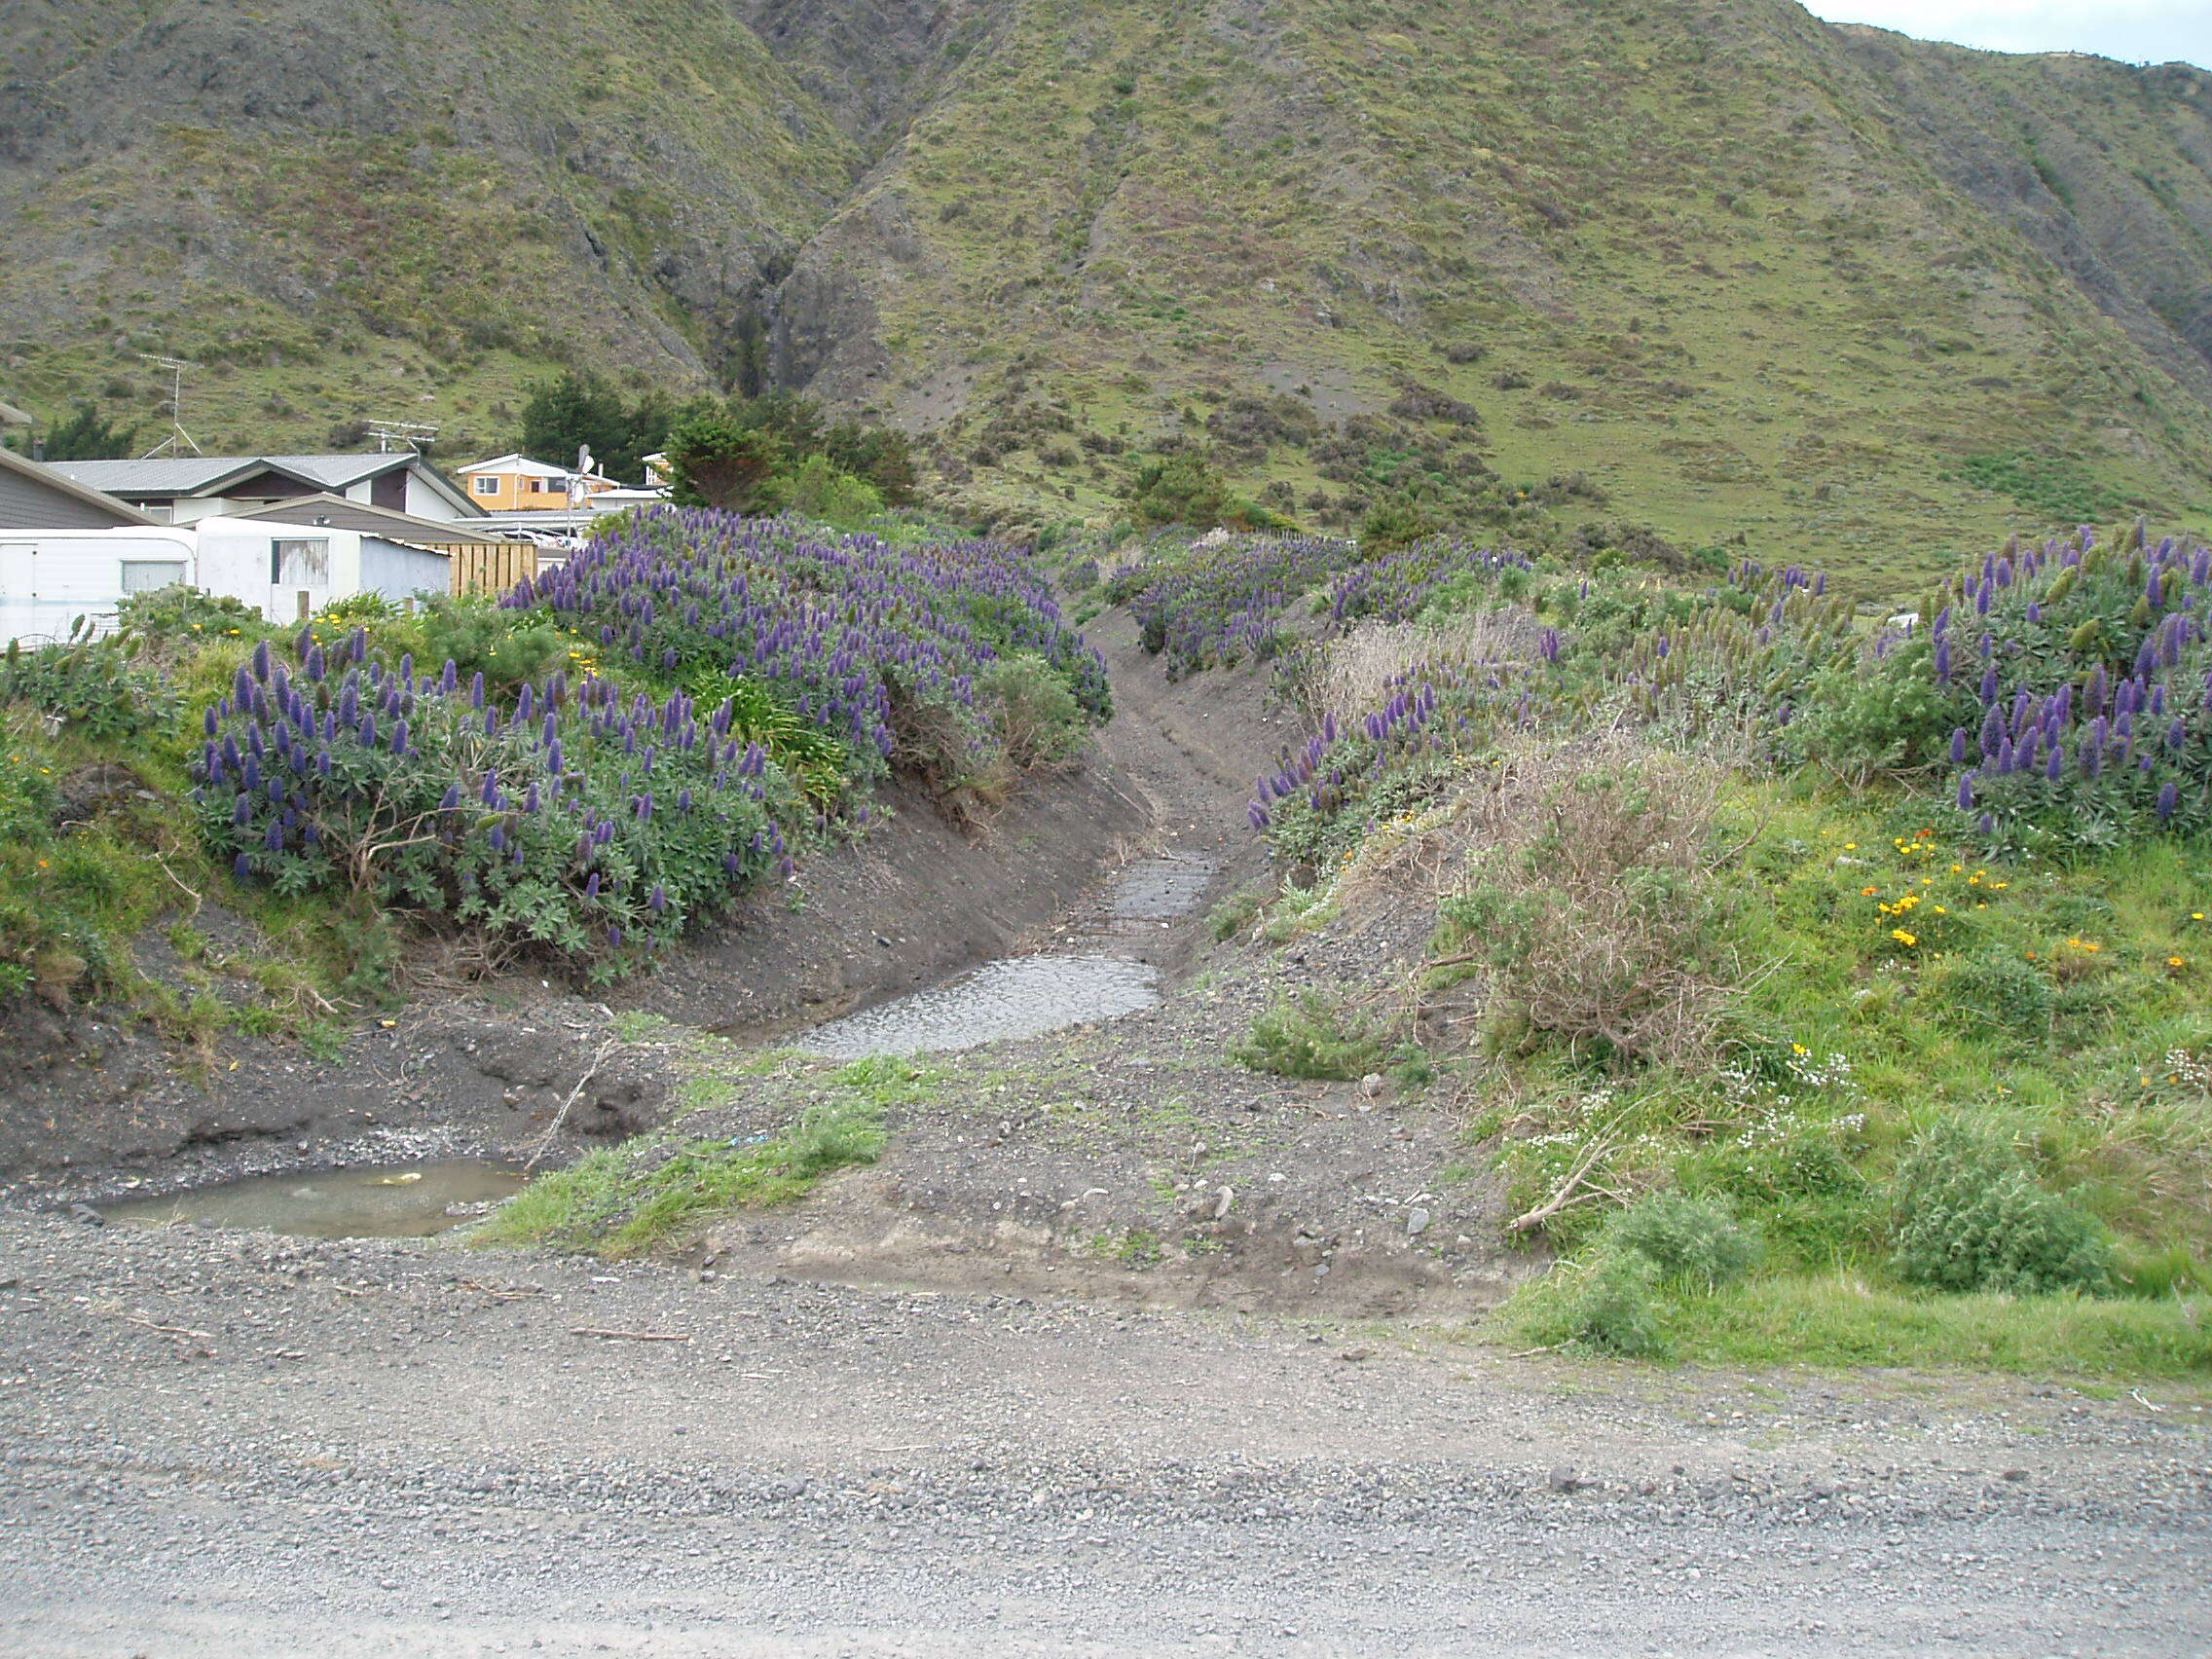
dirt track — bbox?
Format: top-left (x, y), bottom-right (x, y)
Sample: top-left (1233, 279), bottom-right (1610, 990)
top-left (1, 611), bottom-right (2208, 1655)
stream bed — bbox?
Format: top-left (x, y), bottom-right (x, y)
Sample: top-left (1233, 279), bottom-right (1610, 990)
top-left (797, 952), bottom-right (1161, 1059)
top-left (87, 850), bottom-right (1220, 1237)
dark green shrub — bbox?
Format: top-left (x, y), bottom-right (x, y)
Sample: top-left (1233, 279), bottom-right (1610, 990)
top-left (1889, 1117), bottom-right (2114, 1295)
top-left (1232, 992), bottom-right (1388, 1080)
top-left (0, 627), bottom-right (173, 742)
top-left (415, 596), bottom-right (573, 694)
top-left (1604, 1193), bottom-right (1759, 1289)
top-left (977, 652), bottom-right (1084, 768)
top-left (1567, 1249), bottom-right (1669, 1356)
top-left (116, 582), bottom-right (268, 645)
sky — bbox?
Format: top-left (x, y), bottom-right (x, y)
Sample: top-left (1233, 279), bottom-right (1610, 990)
top-left (1800, 2), bottom-right (2211, 69)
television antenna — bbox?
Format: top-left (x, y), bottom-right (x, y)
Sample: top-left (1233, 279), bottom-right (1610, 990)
top-left (367, 419), bottom-right (440, 454)
top-left (137, 354), bottom-right (202, 459)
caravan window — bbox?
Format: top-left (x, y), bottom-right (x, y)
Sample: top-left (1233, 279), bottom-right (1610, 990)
top-left (120, 560), bottom-right (186, 594)
top-left (271, 538), bottom-right (330, 586)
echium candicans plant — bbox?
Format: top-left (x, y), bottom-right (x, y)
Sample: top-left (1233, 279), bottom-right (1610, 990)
top-left (192, 625), bottom-right (801, 976)
top-left (1906, 523), bottom-right (2212, 846)
top-left (1608, 560), bottom-right (1858, 753)
top-left (1247, 637), bottom-right (1586, 865)
top-left (1108, 533), bottom-right (1355, 676)
top-left (1326, 538), bottom-right (1534, 627)
top-left (506, 509), bottom-right (1107, 784)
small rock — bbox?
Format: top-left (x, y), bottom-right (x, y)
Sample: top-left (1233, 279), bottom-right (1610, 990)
top-left (1810, 1477), bottom-right (1839, 1499)
top-left (1211, 1185), bottom-right (1234, 1221)
top-left (68, 1203), bottom-right (103, 1228)
top-left (1340, 1347), bottom-right (1373, 1363)
top-left (1360, 1073), bottom-right (1386, 1098)
top-left (2002, 1468), bottom-right (2028, 1483)
top-left (1549, 1465), bottom-right (1584, 1493)
top-left (1405, 1207), bottom-right (1430, 1237)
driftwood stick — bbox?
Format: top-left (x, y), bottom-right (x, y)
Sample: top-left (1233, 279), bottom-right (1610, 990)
top-left (523, 1037), bottom-right (622, 1174)
top-left (570, 1326), bottom-right (689, 1343)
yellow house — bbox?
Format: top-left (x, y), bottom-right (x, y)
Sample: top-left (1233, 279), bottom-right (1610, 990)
top-left (454, 454), bottom-right (621, 512)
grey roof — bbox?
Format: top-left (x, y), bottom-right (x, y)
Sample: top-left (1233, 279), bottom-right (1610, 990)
top-left (223, 493), bottom-right (505, 546)
top-left (45, 457), bottom-right (271, 496)
top-left (48, 451), bottom-right (481, 504)
top-left (255, 454), bottom-right (411, 488)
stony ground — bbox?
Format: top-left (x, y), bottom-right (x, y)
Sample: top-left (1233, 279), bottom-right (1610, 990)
top-left (2, 609), bottom-right (2208, 1655)
top-left (0, 1211), bottom-right (2206, 1656)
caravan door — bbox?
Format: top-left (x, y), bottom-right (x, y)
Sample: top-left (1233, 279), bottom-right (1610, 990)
top-left (270, 536), bottom-right (331, 622)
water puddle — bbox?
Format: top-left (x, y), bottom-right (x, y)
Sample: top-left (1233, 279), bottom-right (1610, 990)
top-left (103, 1159), bottom-right (526, 1240)
top-left (798, 953), bottom-right (1161, 1058)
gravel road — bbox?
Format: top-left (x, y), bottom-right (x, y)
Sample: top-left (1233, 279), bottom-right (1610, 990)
top-left (2, 1213), bottom-right (2206, 1657)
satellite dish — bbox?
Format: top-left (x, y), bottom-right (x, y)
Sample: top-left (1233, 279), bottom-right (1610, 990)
top-left (575, 445), bottom-right (593, 474)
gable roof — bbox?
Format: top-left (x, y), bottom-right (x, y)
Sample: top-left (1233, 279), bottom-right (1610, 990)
top-left (220, 494), bottom-right (506, 546)
top-left (50, 452), bottom-right (482, 517)
top-left (0, 446), bottom-right (156, 527)
top-left (457, 453), bottom-right (570, 478)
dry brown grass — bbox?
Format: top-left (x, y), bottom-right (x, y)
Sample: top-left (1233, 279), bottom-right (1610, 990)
top-left (1422, 732), bottom-right (1750, 1070)
top-left (1296, 613), bottom-right (1546, 724)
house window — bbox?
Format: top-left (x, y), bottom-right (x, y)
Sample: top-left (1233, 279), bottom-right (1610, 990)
top-left (535, 475), bottom-right (561, 493)
top-left (472, 476), bottom-right (500, 496)
top-left (141, 502), bottom-right (174, 525)
top-left (270, 538), bottom-right (331, 586)
top-left (120, 560), bottom-right (187, 594)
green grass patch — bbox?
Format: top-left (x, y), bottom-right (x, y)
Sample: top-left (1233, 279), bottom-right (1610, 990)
top-left (1651, 1274), bottom-right (2212, 1379)
top-left (474, 1099), bottom-right (887, 1257)
top-left (473, 1054), bottom-right (937, 1257)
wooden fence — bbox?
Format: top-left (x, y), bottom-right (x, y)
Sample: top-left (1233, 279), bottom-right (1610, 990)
top-left (418, 540), bottom-right (539, 597)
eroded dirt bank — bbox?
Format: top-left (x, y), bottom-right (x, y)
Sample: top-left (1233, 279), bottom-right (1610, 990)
top-left (0, 753), bottom-right (1144, 1196)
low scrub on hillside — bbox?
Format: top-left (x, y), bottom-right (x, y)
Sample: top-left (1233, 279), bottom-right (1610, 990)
top-left (1194, 518), bottom-right (2212, 1375)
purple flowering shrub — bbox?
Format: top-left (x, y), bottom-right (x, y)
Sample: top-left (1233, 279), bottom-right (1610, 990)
top-left (1109, 533), bottom-right (1539, 678)
top-left (1905, 525), bottom-right (2212, 846)
top-left (1108, 533), bottom-right (1350, 676)
top-left (1248, 562), bottom-right (1859, 865)
top-left (1327, 538), bottom-right (1533, 627)
top-left (1251, 646), bottom-right (1581, 867)
top-left (193, 630), bottom-right (796, 977)
top-left (510, 510), bottom-right (1107, 788)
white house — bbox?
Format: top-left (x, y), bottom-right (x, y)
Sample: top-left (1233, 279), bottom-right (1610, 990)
top-left (195, 514), bottom-right (467, 623)
top-left (47, 453), bottom-right (481, 526)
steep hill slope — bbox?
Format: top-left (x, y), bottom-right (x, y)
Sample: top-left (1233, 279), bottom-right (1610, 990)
top-left (0, 0), bottom-right (858, 457)
top-left (2, 0), bottom-right (2209, 593)
top-left (775, 0), bottom-right (2212, 591)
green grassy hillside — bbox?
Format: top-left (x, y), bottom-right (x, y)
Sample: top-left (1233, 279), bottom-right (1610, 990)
top-left (2, 1), bottom-right (2209, 597)
top-left (791, 0), bottom-right (2212, 594)
top-left (0, 0), bottom-right (859, 458)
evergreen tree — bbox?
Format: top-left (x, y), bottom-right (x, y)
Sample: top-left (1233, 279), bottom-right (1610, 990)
top-left (39, 403), bottom-right (139, 462)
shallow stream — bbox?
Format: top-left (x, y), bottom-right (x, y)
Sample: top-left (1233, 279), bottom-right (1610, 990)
top-left (104, 1159), bottom-right (525, 1239)
top-left (90, 849), bottom-right (1221, 1239)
